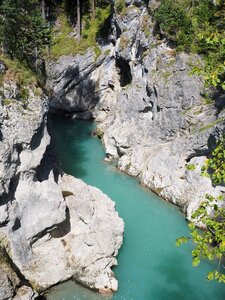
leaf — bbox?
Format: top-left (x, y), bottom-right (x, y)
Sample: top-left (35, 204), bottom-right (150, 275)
top-left (207, 271), bottom-right (215, 281)
top-left (192, 257), bottom-right (200, 267)
top-left (176, 237), bottom-right (189, 246)
top-left (188, 222), bottom-right (195, 230)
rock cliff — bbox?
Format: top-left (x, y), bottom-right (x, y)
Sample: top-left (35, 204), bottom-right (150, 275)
top-left (0, 61), bottom-right (124, 299)
top-left (46, 1), bottom-right (225, 219)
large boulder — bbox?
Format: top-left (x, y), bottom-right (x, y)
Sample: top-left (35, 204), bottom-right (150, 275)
top-left (7, 175), bottom-right (124, 294)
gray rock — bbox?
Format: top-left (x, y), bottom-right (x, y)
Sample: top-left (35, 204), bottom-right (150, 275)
top-left (7, 175), bottom-right (124, 294)
top-left (0, 61), bottom-right (6, 74)
top-left (46, 50), bottom-right (106, 113)
top-left (45, 0), bottom-right (225, 218)
top-left (0, 77), bottom-right (124, 295)
top-left (13, 286), bottom-right (38, 300)
top-left (0, 269), bottom-right (14, 300)
top-left (59, 175), bottom-right (124, 293)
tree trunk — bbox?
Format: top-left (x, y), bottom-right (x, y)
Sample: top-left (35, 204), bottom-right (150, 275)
top-left (34, 46), bottom-right (38, 73)
top-left (41, 0), bottom-right (45, 19)
top-left (77, 0), bottom-right (81, 40)
top-left (91, 0), bottom-right (95, 19)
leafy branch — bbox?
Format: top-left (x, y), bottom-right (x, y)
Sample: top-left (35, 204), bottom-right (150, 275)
top-left (176, 194), bottom-right (225, 283)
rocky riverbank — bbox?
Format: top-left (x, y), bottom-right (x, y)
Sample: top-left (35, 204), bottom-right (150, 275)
top-left (46, 1), bottom-right (225, 219)
top-left (0, 60), bottom-right (124, 299)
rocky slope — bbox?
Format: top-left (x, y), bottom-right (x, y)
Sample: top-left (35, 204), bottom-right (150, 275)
top-left (46, 1), bottom-right (225, 219)
top-left (0, 61), bottom-right (124, 299)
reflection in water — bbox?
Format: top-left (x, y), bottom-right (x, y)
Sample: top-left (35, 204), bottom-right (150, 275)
top-left (45, 281), bottom-right (112, 300)
top-left (47, 115), bottom-right (225, 300)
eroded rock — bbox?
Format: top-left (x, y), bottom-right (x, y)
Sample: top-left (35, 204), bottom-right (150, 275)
top-left (45, 1), bottom-right (225, 218)
top-left (0, 73), bottom-right (124, 296)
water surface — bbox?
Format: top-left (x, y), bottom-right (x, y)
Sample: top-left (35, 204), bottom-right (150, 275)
top-left (47, 115), bottom-right (225, 300)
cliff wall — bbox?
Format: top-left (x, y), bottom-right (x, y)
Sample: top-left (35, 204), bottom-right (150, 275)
top-left (46, 1), bottom-right (225, 219)
top-left (0, 61), bottom-right (124, 299)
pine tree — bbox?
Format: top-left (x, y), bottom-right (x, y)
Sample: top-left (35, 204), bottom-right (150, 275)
top-left (91, 0), bottom-right (95, 19)
top-left (77, 0), bottom-right (81, 40)
top-left (41, 0), bottom-right (46, 19)
top-left (0, 0), bottom-right (50, 65)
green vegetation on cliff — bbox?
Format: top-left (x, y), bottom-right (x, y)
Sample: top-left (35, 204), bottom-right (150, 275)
top-left (166, 2), bottom-right (225, 272)
top-left (0, 0), bottom-right (111, 64)
top-left (0, 0), bottom-right (50, 65)
top-left (177, 138), bottom-right (225, 284)
top-left (50, 4), bottom-right (111, 59)
top-left (154, 0), bottom-right (225, 90)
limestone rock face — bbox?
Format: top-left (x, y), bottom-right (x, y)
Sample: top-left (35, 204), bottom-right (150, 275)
top-left (45, 50), bottom-right (107, 114)
top-left (0, 270), bottom-right (14, 300)
top-left (13, 286), bottom-right (38, 300)
top-left (46, 1), bottom-right (225, 217)
top-left (8, 175), bottom-right (124, 294)
top-left (0, 62), bottom-right (124, 297)
top-left (59, 175), bottom-right (124, 293)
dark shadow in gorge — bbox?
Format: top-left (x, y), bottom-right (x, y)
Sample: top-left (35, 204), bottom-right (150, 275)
top-left (115, 57), bottom-right (132, 87)
top-left (36, 142), bottom-right (62, 184)
top-left (48, 115), bottom-right (95, 178)
top-left (50, 64), bottom-right (101, 117)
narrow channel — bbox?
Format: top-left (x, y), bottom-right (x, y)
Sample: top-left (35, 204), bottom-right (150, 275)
top-left (46, 115), bottom-right (225, 300)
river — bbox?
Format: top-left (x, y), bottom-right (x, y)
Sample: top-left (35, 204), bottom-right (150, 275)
top-left (45, 115), bottom-right (225, 300)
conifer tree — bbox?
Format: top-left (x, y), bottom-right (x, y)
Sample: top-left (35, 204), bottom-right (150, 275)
top-left (0, 0), bottom-right (50, 64)
top-left (76, 0), bottom-right (81, 40)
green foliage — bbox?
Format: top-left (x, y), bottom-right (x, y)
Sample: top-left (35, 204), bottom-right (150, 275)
top-left (115, 0), bottom-right (126, 13)
top-left (154, 0), bottom-right (192, 47)
top-left (176, 236), bottom-right (189, 246)
top-left (190, 34), bottom-right (225, 90)
top-left (2, 98), bottom-right (11, 106)
top-left (199, 118), bottom-right (224, 132)
top-left (177, 137), bottom-right (225, 284)
top-left (186, 164), bottom-right (196, 171)
top-left (0, 0), bottom-right (50, 65)
top-left (0, 54), bottom-right (37, 86)
top-left (49, 5), bottom-right (111, 59)
top-left (0, 54), bottom-right (40, 103)
top-left (202, 137), bottom-right (225, 184)
top-left (177, 194), bottom-right (225, 283)
top-left (154, 0), bottom-right (225, 90)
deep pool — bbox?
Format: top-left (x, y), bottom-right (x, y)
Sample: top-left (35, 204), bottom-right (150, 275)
top-left (46, 115), bottom-right (225, 300)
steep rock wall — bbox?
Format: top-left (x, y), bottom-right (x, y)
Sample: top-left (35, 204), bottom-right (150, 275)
top-left (0, 62), bottom-right (124, 299)
top-left (46, 1), bottom-right (225, 219)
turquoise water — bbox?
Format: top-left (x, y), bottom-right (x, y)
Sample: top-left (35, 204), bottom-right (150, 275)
top-left (46, 115), bottom-right (225, 300)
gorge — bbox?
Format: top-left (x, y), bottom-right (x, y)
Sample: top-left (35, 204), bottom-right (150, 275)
top-left (45, 116), bottom-right (225, 299)
top-left (0, 0), bottom-right (224, 299)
